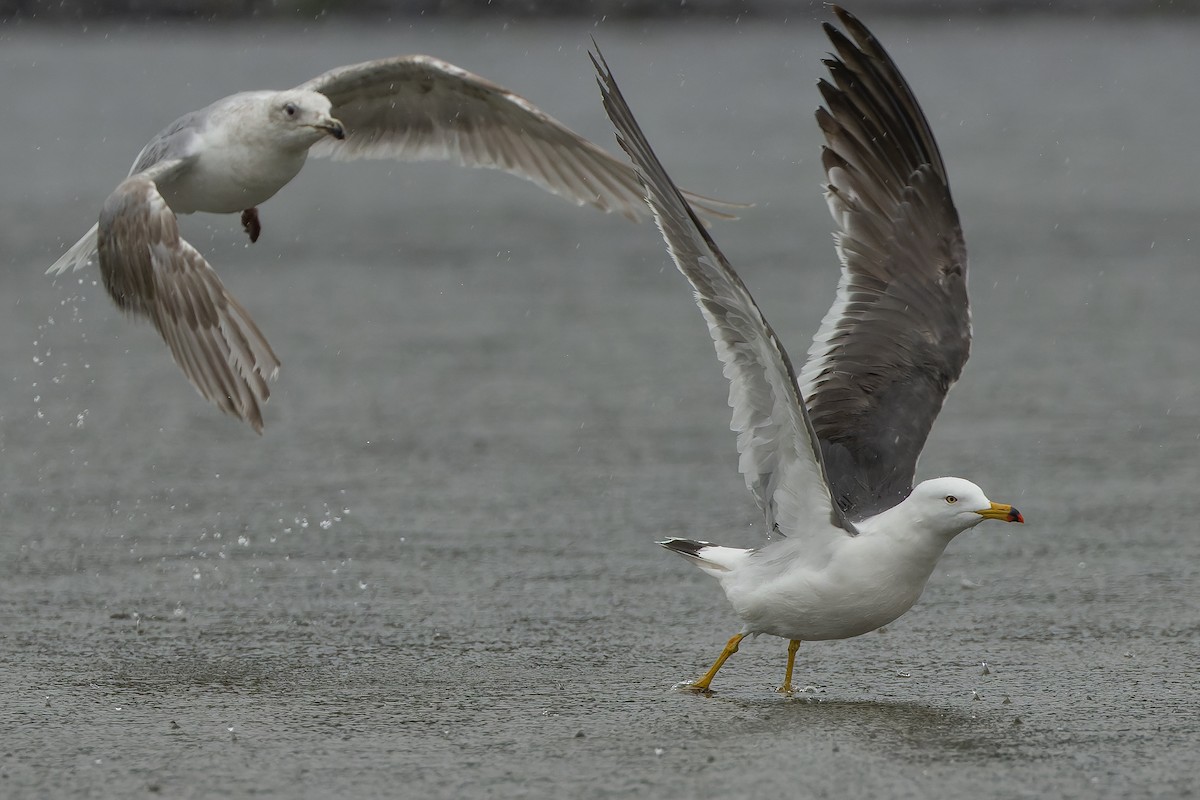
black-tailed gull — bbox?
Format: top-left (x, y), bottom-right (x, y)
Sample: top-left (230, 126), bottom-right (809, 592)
top-left (593, 6), bottom-right (1024, 696)
top-left (48, 55), bottom-right (741, 433)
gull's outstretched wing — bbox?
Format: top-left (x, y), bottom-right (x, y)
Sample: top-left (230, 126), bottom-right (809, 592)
top-left (798, 6), bottom-right (971, 520)
top-left (296, 55), bottom-right (744, 223)
top-left (593, 48), bottom-right (852, 540)
top-left (97, 167), bottom-right (280, 433)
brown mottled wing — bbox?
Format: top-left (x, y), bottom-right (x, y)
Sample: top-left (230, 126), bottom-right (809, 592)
top-left (296, 55), bottom-right (743, 223)
top-left (797, 7), bottom-right (971, 520)
top-left (48, 111), bottom-right (205, 278)
top-left (97, 168), bottom-right (281, 433)
top-left (593, 48), bottom-right (853, 540)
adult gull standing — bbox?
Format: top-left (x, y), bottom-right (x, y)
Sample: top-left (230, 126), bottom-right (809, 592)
top-left (48, 55), bottom-right (741, 433)
top-left (593, 6), bottom-right (1023, 696)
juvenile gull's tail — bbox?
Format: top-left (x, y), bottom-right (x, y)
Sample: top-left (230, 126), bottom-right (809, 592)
top-left (47, 224), bottom-right (99, 276)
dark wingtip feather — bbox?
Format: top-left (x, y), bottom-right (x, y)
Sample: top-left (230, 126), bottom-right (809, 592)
top-left (658, 538), bottom-right (717, 559)
top-left (804, 6), bottom-right (971, 520)
top-left (831, 5), bottom-right (876, 48)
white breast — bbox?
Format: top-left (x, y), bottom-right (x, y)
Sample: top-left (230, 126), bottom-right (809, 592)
top-left (162, 142), bottom-right (307, 215)
top-left (722, 531), bottom-right (951, 641)
top-left (156, 96), bottom-right (311, 215)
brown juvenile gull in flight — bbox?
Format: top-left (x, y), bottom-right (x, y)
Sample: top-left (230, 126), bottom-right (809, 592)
top-left (48, 55), bottom-right (742, 433)
top-left (592, 6), bottom-right (1023, 696)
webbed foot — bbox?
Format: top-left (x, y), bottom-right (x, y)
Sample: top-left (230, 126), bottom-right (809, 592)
top-left (241, 208), bottom-right (261, 243)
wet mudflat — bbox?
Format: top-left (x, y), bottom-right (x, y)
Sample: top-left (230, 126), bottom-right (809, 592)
top-left (1, 14), bottom-right (1198, 799)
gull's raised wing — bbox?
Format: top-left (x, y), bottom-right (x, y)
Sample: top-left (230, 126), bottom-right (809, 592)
top-left (296, 55), bottom-right (743, 224)
top-left (798, 6), bottom-right (971, 520)
top-left (97, 165), bottom-right (280, 433)
top-left (593, 49), bottom-right (852, 540)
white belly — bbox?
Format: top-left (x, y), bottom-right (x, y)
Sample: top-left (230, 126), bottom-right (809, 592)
top-left (159, 141), bottom-right (307, 215)
top-left (723, 535), bottom-right (946, 641)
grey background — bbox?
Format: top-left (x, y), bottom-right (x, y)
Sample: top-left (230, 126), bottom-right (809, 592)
top-left (2, 10), bottom-right (1198, 799)
top-left (6, 0), bottom-right (1200, 22)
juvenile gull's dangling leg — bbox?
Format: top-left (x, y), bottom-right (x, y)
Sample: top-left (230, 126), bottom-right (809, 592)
top-left (241, 208), bottom-right (261, 243)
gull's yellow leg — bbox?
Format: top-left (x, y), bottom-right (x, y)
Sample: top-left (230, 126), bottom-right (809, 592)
top-left (777, 639), bottom-right (801, 694)
top-left (688, 632), bottom-right (747, 694)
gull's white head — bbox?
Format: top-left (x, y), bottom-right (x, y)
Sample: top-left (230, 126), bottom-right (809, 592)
top-left (905, 477), bottom-right (1024, 539)
top-left (263, 89), bottom-right (345, 148)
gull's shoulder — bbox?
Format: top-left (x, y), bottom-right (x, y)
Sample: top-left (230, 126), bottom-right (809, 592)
top-left (129, 91), bottom-right (289, 176)
top-left (128, 104), bottom-right (220, 177)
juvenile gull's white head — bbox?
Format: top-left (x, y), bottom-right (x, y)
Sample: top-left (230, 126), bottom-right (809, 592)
top-left (219, 89), bottom-right (346, 153)
top-left (262, 89), bottom-right (346, 147)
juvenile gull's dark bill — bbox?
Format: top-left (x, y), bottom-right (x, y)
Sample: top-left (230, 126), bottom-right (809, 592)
top-left (593, 6), bottom-right (1023, 696)
top-left (49, 55), bottom-right (745, 433)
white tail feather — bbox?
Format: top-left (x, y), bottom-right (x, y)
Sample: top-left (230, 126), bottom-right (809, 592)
top-left (47, 224), bottom-right (99, 276)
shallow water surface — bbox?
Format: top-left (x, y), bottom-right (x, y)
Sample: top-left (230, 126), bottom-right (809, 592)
top-left (1, 14), bottom-right (1198, 799)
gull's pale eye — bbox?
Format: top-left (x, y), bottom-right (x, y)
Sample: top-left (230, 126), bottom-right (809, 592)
top-left (283, 102), bottom-right (298, 118)
top-left (945, 495), bottom-right (958, 505)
